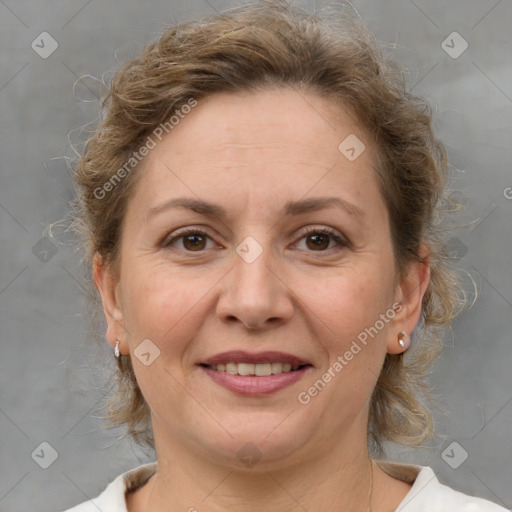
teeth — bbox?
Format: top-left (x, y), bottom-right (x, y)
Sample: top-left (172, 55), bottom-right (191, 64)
top-left (210, 362), bottom-right (300, 376)
top-left (255, 363), bottom-right (271, 376)
top-left (238, 363), bottom-right (254, 376)
top-left (270, 362), bottom-right (282, 374)
top-left (226, 362), bottom-right (237, 374)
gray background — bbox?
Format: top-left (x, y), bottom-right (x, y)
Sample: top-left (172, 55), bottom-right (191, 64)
top-left (0, 1), bottom-right (511, 510)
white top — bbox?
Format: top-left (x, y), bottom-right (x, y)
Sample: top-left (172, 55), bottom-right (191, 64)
top-left (61, 460), bottom-right (508, 511)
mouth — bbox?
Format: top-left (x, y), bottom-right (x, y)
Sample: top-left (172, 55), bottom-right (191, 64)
top-left (201, 362), bottom-right (310, 376)
top-left (198, 351), bottom-right (313, 396)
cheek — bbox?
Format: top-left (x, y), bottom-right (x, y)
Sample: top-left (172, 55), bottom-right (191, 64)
top-left (120, 261), bottom-right (213, 348)
top-left (296, 263), bottom-right (394, 342)
top-left (297, 270), bottom-right (392, 413)
top-left (294, 261), bottom-right (394, 399)
top-left (119, 265), bottom-right (214, 416)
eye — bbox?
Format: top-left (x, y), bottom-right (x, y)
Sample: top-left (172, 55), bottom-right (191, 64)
top-left (294, 227), bottom-right (349, 252)
top-left (161, 228), bottom-right (216, 252)
top-left (161, 226), bottom-right (349, 253)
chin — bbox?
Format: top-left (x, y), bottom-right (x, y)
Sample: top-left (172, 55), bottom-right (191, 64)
top-left (194, 414), bottom-right (316, 470)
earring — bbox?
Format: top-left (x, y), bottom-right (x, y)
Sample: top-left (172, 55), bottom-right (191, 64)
top-left (114, 340), bottom-right (120, 358)
top-left (397, 331), bottom-right (409, 349)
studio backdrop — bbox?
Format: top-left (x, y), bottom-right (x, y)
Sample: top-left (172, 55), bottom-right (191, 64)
top-left (0, 1), bottom-right (511, 511)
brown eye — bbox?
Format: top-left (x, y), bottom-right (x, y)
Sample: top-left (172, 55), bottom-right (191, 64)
top-left (162, 229), bottom-right (214, 252)
top-left (182, 233), bottom-right (207, 251)
top-left (295, 228), bottom-right (348, 252)
top-left (305, 233), bottom-right (330, 251)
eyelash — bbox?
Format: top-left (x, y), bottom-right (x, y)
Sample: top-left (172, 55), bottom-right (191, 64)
top-left (161, 226), bottom-right (349, 253)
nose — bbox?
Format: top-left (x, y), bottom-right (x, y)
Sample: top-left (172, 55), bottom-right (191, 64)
top-left (216, 243), bottom-right (294, 331)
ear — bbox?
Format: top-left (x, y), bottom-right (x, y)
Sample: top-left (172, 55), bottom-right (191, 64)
top-left (92, 253), bottom-right (127, 356)
top-left (387, 244), bottom-right (431, 354)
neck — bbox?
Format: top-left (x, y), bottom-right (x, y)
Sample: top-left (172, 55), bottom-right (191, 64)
top-left (129, 424), bottom-right (375, 512)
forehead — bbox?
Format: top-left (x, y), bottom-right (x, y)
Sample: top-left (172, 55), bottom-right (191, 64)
top-left (129, 88), bottom-right (384, 225)
top-left (160, 88), bottom-right (366, 165)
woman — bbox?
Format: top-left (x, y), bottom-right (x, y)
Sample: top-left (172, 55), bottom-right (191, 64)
top-left (63, 1), bottom-right (507, 511)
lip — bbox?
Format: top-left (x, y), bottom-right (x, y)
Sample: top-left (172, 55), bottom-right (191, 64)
top-left (200, 350), bottom-right (311, 367)
top-left (198, 350), bottom-right (313, 397)
top-left (201, 365), bottom-right (312, 396)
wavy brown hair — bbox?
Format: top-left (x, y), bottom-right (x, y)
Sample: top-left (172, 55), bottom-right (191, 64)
top-left (71, 0), bottom-right (465, 452)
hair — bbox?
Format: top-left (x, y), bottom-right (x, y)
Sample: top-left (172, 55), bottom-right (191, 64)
top-left (71, 0), bottom-right (465, 453)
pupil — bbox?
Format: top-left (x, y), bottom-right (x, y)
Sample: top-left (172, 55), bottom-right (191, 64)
top-left (182, 233), bottom-right (330, 251)
top-left (308, 234), bottom-right (328, 250)
top-left (185, 234), bottom-right (205, 250)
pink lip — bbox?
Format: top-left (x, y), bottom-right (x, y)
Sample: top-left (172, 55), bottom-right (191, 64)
top-left (201, 365), bottom-right (311, 396)
top-left (200, 350), bottom-right (311, 367)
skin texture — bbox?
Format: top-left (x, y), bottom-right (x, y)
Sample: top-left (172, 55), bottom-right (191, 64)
top-left (94, 88), bottom-right (430, 511)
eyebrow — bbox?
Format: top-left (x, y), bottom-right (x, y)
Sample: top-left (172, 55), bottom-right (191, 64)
top-left (146, 196), bottom-right (364, 223)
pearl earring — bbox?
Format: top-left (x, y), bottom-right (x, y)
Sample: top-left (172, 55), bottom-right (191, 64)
top-left (397, 331), bottom-right (408, 349)
top-left (114, 340), bottom-right (120, 358)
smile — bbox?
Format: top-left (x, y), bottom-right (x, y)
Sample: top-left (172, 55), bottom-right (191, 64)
top-left (205, 362), bottom-right (306, 376)
top-left (199, 350), bottom-right (313, 396)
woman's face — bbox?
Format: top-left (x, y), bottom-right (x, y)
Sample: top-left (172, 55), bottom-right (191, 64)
top-left (96, 88), bottom-right (426, 468)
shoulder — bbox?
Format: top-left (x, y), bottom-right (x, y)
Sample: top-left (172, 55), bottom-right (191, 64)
top-left (59, 462), bottom-right (157, 512)
top-left (376, 460), bottom-right (508, 512)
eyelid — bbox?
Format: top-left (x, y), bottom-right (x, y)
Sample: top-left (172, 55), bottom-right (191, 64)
top-left (160, 226), bottom-right (216, 248)
top-left (292, 225), bottom-right (350, 250)
top-left (161, 224), bottom-right (350, 253)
